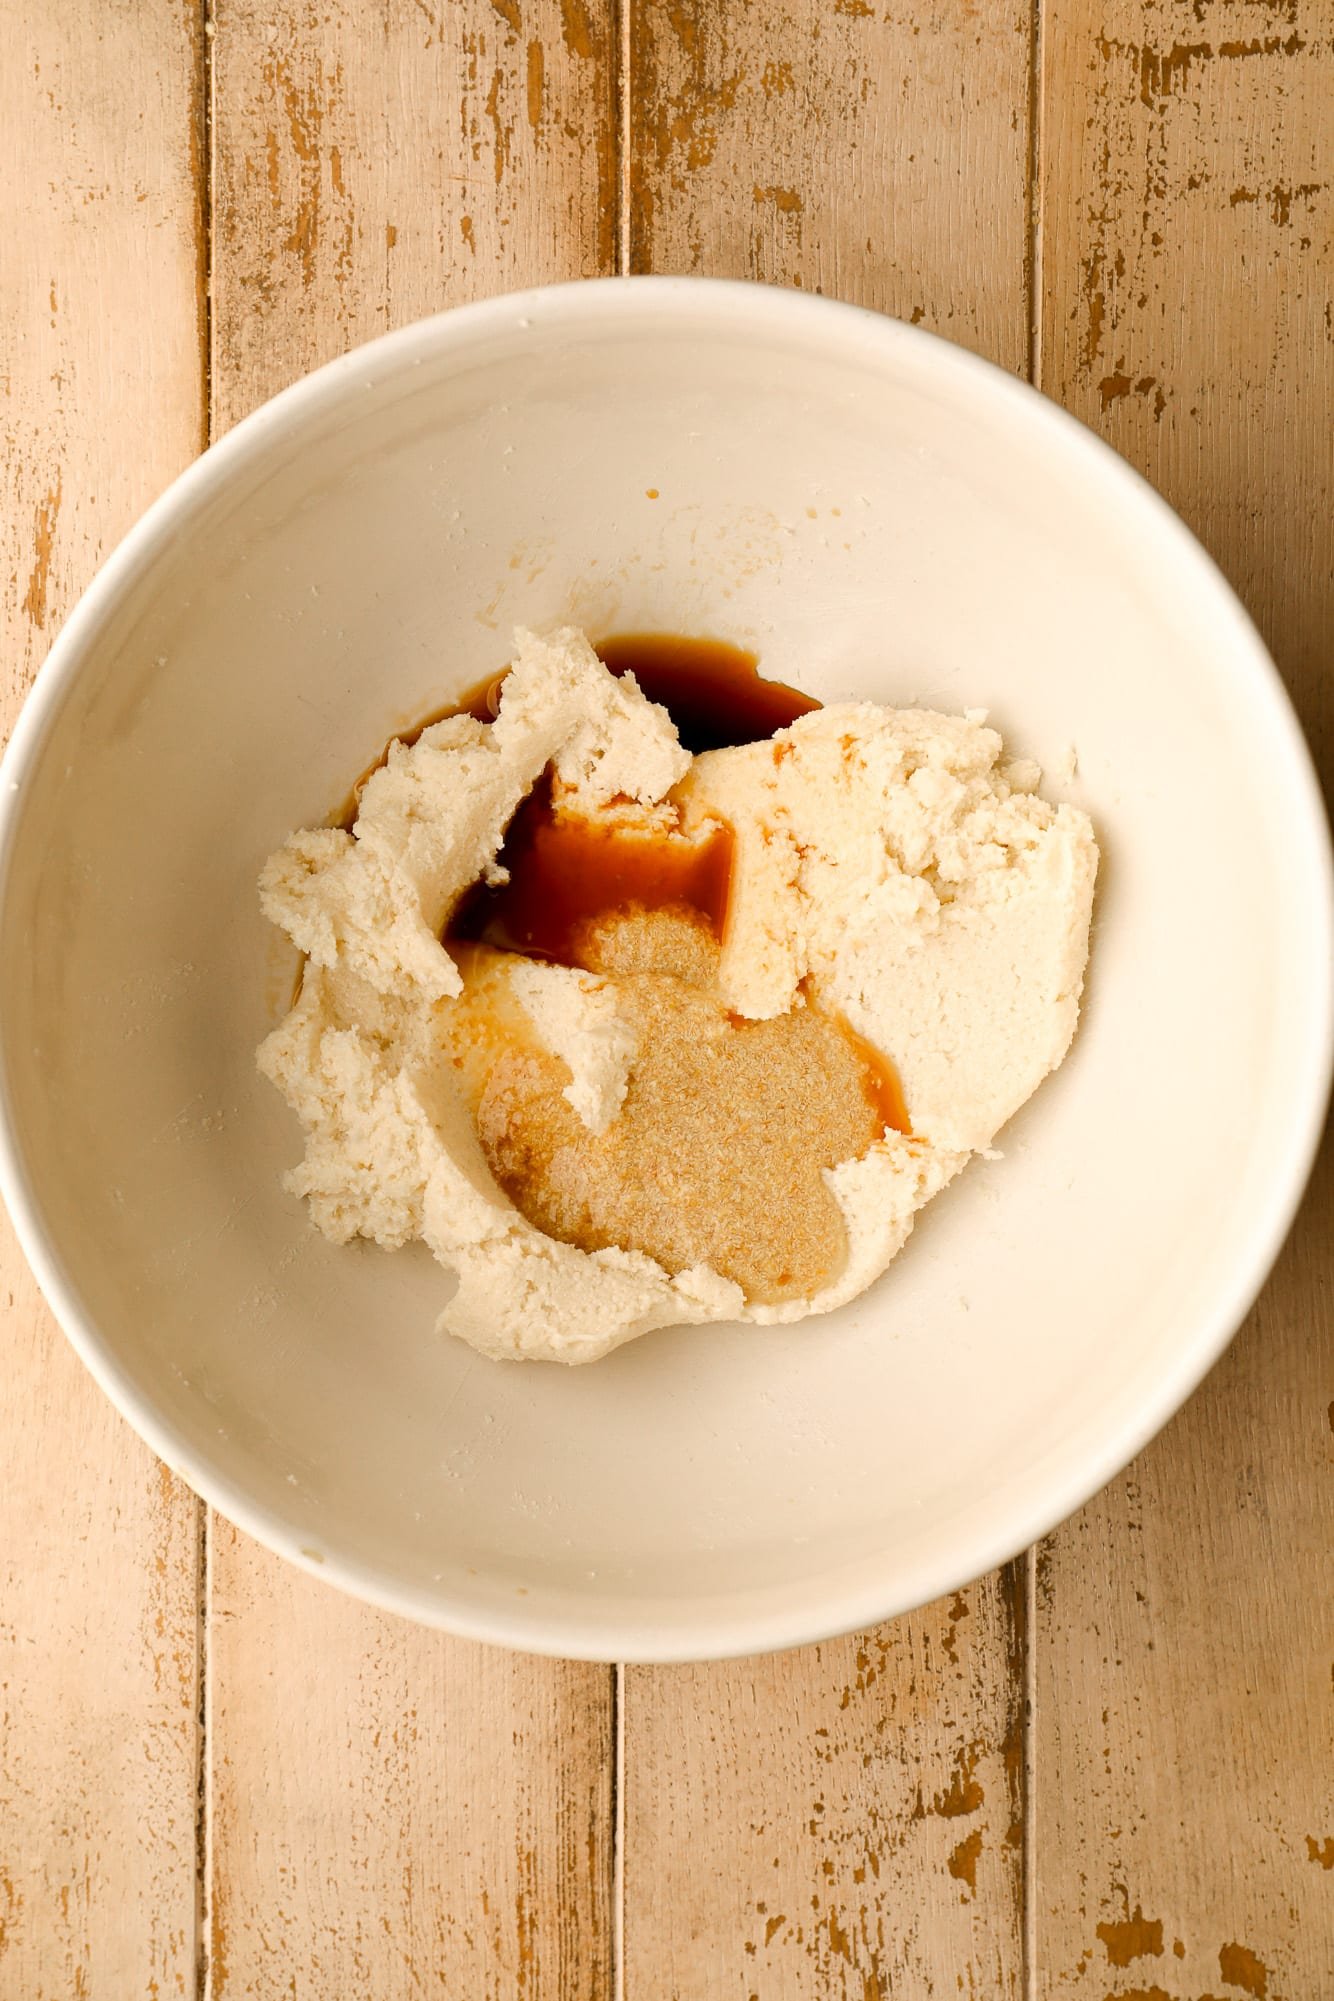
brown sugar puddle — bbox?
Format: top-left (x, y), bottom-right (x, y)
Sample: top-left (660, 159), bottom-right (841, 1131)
top-left (354, 635), bottom-right (910, 1304)
top-left (444, 914), bottom-right (891, 1305)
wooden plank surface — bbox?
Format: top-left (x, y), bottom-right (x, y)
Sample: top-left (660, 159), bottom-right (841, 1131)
top-left (210, 0), bottom-right (617, 417)
top-left (0, 7), bottom-right (206, 1996)
top-left (622, 4), bottom-right (1034, 1993)
top-left (624, 1587), bottom-right (1027, 1999)
top-left (4, 0), bottom-right (1334, 1994)
top-left (627, 0), bottom-right (1033, 373)
top-left (203, 3), bottom-right (617, 1993)
top-left (1035, 1), bottom-right (1334, 1991)
top-left (206, 1522), bottom-right (612, 2000)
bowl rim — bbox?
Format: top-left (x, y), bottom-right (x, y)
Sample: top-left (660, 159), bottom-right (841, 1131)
top-left (2, 273), bottom-right (1331, 1662)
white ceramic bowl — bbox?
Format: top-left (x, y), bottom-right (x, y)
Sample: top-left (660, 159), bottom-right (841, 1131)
top-left (1, 279), bottom-right (1329, 1661)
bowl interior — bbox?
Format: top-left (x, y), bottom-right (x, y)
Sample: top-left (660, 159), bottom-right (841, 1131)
top-left (1, 283), bottom-right (1327, 1658)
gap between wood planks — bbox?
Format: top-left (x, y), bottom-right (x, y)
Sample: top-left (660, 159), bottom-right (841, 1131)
top-left (1021, 7), bottom-right (1046, 1992)
top-left (196, 5), bottom-right (216, 1996)
top-left (612, 1660), bottom-right (627, 2001)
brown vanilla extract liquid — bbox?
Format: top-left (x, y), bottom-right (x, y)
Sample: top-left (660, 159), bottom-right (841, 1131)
top-left (594, 632), bottom-right (820, 751)
top-left (338, 633), bottom-right (817, 829)
top-left (447, 635), bottom-right (818, 959)
top-left (337, 635), bottom-right (910, 1147)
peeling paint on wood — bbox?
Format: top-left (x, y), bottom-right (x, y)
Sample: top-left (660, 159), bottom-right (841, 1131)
top-left (206, 1524), bottom-right (612, 1998)
top-left (622, 6), bottom-right (1031, 1991)
top-left (1038, 0), bottom-right (1333, 1980)
top-left (203, 3), bottom-right (617, 1990)
top-left (1043, 0), bottom-right (1334, 773)
top-left (5, 0), bottom-right (1334, 1994)
top-left (628, 0), bottom-right (1032, 373)
top-left (210, 0), bottom-right (618, 425)
top-left (0, 5), bottom-right (205, 1996)
top-left (1096, 1906), bottom-right (1164, 1967)
top-left (625, 1585), bottom-right (1025, 1995)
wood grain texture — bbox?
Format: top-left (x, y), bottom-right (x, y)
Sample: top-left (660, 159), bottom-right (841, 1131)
top-left (205, 3), bottom-right (616, 1992)
top-left (625, 1587), bottom-right (1026, 1999)
top-left (1041, 0), bottom-right (1334, 775)
top-left (6, 0), bottom-right (1334, 1993)
top-left (628, 0), bottom-right (1034, 372)
top-left (206, 1524), bottom-right (612, 2000)
top-left (622, 3), bottom-right (1033, 1993)
top-left (211, 0), bottom-right (617, 426)
top-left (1036, 1), bottom-right (1334, 1991)
top-left (0, 4), bottom-right (206, 1996)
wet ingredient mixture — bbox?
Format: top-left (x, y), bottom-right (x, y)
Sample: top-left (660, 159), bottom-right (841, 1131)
top-left (257, 626), bottom-right (1097, 1363)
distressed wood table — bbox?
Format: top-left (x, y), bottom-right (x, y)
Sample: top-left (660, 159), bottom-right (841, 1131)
top-left (3, 3), bottom-right (1331, 1994)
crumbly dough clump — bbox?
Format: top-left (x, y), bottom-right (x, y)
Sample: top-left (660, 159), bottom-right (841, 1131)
top-left (258, 627), bottom-right (1097, 1363)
